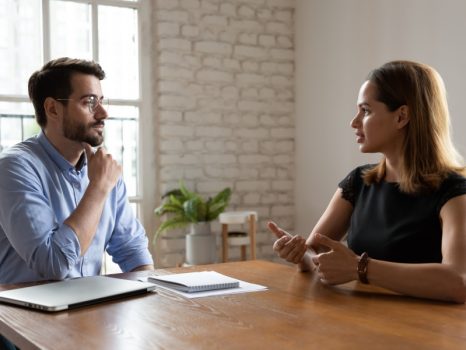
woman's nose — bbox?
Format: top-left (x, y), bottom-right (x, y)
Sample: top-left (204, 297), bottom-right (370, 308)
top-left (350, 113), bottom-right (360, 128)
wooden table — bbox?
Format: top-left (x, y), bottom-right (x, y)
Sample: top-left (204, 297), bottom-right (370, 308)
top-left (1, 260), bottom-right (465, 350)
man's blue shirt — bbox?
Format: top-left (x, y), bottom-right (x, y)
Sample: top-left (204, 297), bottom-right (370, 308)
top-left (0, 132), bottom-right (153, 283)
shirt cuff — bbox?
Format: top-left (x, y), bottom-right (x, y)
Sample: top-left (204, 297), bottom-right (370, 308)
top-left (119, 250), bottom-right (154, 272)
top-left (54, 223), bottom-right (81, 265)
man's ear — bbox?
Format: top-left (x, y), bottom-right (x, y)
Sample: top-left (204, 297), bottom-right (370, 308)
top-left (396, 105), bottom-right (409, 129)
top-left (44, 97), bottom-right (61, 122)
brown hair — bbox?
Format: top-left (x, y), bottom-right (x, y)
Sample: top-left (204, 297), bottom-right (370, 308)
top-left (363, 60), bottom-right (465, 193)
top-left (28, 57), bottom-right (105, 128)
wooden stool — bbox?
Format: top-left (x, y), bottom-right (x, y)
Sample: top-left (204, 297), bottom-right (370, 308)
top-left (219, 211), bottom-right (257, 262)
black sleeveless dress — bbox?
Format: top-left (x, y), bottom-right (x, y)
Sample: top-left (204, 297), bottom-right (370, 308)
top-left (339, 165), bottom-right (466, 263)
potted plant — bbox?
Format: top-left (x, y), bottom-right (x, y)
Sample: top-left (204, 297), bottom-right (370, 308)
top-left (154, 181), bottom-right (232, 265)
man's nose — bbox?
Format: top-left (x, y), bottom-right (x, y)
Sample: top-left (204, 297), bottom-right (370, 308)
top-left (94, 103), bottom-right (108, 119)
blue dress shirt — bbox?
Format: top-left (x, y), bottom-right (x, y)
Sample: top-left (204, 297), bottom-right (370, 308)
top-left (0, 132), bottom-right (153, 283)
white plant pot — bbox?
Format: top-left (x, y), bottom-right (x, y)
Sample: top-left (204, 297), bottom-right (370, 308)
top-left (185, 222), bottom-right (216, 265)
top-left (188, 222), bottom-right (211, 235)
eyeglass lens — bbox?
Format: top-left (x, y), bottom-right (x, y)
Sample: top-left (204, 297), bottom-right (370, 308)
top-left (88, 96), bottom-right (109, 113)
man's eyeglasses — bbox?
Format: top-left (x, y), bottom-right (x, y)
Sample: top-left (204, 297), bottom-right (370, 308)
top-left (55, 95), bottom-right (109, 114)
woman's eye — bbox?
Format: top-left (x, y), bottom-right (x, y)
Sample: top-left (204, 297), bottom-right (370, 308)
top-left (362, 108), bottom-right (370, 115)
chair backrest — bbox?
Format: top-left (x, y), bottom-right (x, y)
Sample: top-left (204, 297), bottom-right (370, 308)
top-left (219, 211), bottom-right (258, 225)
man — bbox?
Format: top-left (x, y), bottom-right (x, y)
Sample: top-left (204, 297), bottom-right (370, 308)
top-left (0, 57), bottom-right (154, 284)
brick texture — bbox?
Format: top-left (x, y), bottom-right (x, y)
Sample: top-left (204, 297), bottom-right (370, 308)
top-left (153, 0), bottom-right (295, 267)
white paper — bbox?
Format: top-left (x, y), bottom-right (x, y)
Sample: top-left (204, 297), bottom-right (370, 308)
top-left (148, 271), bottom-right (240, 292)
top-left (141, 275), bottom-right (268, 299)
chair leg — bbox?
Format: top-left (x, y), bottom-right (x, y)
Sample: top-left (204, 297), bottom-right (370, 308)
top-left (222, 223), bottom-right (229, 263)
top-left (241, 245), bottom-right (247, 260)
top-left (249, 214), bottom-right (256, 260)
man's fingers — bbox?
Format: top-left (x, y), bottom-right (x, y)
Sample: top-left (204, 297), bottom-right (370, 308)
top-left (83, 143), bottom-right (93, 160)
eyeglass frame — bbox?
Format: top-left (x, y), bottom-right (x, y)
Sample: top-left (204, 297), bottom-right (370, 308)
top-left (55, 95), bottom-right (109, 114)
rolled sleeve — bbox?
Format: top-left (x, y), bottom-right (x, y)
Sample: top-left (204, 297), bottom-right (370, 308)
top-left (52, 224), bottom-right (81, 269)
top-left (106, 180), bottom-right (153, 272)
top-left (0, 152), bottom-right (81, 282)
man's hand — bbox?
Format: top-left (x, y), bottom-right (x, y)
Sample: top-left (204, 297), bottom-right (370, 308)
top-left (84, 143), bottom-right (121, 193)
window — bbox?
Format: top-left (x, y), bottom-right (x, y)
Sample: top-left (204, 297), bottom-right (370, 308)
top-left (0, 0), bottom-right (154, 272)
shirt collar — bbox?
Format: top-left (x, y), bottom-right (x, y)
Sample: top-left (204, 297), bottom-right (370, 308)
top-left (37, 131), bottom-right (87, 172)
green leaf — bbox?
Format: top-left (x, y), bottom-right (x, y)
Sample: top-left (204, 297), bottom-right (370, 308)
top-left (206, 188), bottom-right (231, 220)
top-left (154, 203), bottom-right (182, 216)
top-left (197, 200), bottom-right (207, 221)
top-left (168, 194), bottom-right (184, 207)
top-left (183, 197), bottom-right (201, 222)
top-left (211, 187), bottom-right (232, 206)
top-left (153, 216), bottom-right (191, 244)
top-left (153, 184), bottom-right (232, 240)
top-left (161, 188), bottom-right (183, 200)
top-left (206, 201), bottom-right (228, 221)
top-left (179, 180), bottom-right (197, 200)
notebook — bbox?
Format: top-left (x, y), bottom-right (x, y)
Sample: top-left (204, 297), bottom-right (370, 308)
top-left (148, 271), bottom-right (240, 293)
top-left (0, 275), bottom-right (156, 312)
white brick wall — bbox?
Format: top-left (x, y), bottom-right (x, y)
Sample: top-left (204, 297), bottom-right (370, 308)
top-left (153, 0), bottom-right (296, 267)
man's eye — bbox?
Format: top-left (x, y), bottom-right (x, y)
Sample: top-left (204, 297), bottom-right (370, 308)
top-left (86, 96), bottom-right (98, 107)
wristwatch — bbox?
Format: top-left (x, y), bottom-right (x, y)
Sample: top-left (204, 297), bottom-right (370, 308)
top-left (357, 252), bottom-right (369, 284)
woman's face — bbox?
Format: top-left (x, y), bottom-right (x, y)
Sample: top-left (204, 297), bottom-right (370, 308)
top-left (351, 81), bottom-right (405, 154)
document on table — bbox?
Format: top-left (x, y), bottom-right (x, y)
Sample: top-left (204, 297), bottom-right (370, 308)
top-left (148, 271), bottom-right (240, 293)
top-left (142, 271), bottom-right (267, 299)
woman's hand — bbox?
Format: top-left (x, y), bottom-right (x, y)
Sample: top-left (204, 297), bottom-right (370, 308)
top-left (267, 221), bottom-right (309, 264)
top-left (311, 233), bottom-right (359, 285)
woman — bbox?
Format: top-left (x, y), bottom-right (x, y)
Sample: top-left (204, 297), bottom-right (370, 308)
top-left (269, 60), bottom-right (466, 303)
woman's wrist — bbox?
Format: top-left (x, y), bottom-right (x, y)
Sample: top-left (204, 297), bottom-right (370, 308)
top-left (298, 252), bottom-right (312, 272)
top-left (357, 252), bottom-right (370, 283)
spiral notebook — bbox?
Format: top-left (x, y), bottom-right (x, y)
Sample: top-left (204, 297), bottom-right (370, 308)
top-left (148, 271), bottom-right (240, 293)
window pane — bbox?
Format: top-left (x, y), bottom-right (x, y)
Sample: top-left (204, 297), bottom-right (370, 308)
top-left (130, 203), bottom-right (139, 217)
top-left (0, 101), bottom-right (35, 115)
top-left (0, 117), bottom-right (22, 150)
top-left (99, 6), bottom-right (139, 99)
top-left (50, 0), bottom-right (92, 60)
top-left (103, 105), bottom-right (139, 197)
top-left (0, 0), bottom-right (42, 95)
top-left (23, 117), bottom-right (40, 139)
top-left (0, 102), bottom-right (39, 152)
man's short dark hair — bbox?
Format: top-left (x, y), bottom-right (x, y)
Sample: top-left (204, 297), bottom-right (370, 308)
top-left (28, 57), bottom-right (105, 128)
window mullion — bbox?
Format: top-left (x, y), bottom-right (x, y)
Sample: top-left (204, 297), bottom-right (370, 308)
top-left (92, 1), bottom-right (99, 62)
top-left (138, 0), bottom-right (156, 237)
top-left (42, 0), bottom-right (51, 63)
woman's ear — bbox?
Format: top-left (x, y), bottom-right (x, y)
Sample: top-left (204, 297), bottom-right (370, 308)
top-left (44, 97), bottom-right (61, 122)
top-left (396, 105), bottom-right (409, 129)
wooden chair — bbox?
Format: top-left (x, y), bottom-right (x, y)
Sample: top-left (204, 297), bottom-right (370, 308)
top-left (219, 211), bottom-right (257, 262)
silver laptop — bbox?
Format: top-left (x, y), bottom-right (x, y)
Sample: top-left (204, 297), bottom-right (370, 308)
top-left (0, 275), bottom-right (156, 312)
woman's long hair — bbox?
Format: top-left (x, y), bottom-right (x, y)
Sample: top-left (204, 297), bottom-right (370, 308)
top-left (363, 60), bottom-right (465, 193)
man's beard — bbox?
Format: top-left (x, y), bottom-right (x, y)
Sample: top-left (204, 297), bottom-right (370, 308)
top-left (62, 114), bottom-right (104, 147)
